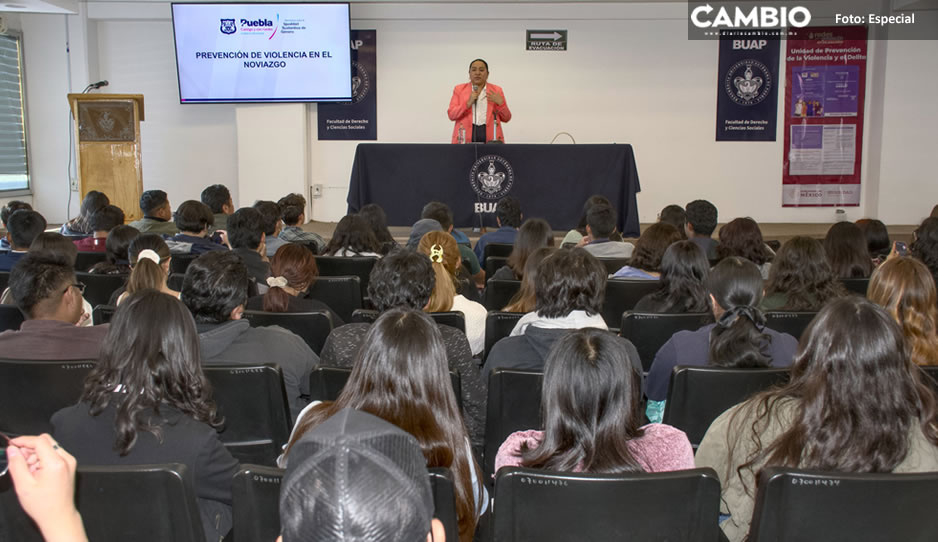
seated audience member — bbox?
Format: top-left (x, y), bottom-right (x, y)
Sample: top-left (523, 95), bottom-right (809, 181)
top-left (760, 236), bottom-right (846, 311)
top-left (421, 201), bottom-right (484, 286)
top-left (715, 217), bottom-right (774, 278)
top-left (1, 200), bottom-right (32, 251)
top-left (418, 232), bottom-right (488, 357)
top-left (483, 248), bottom-right (641, 377)
top-left (277, 193), bottom-right (326, 253)
top-left (116, 234), bottom-right (178, 304)
top-left (856, 218), bottom-right (891, 266)
top-left (245, 243), bottom-right (343, 325)
top-left (72, 205), bottom-right (125, 253)
top-left (684, 199), bottom-right (719, 260)
top-left (633, 240), bottom-right (711, 314)
top-left (283, 308), bottom-right (485, 541)
top-left (502, 247), bottom-right (555, 313)
top-left (823, 221), bottom-right (873, 278)
top-left (320, 249), bottom-right (483, 448)
top-left (474, 196), bottom-right (522, 265)
top-left (496, 329), bottom-right (693, 474)
top-left (695, 297), bottom-right (938, 542)
top-left (645, 257), bottom-right (798, 423)
top-left (657, 204), bottom-right (687, 239)
top-left (358, 203), bottom-right (399, 255)
top-left (580, 203), bottom-right (634, 259)
top-left (254, 200), bottom-right (287, 258)
top-left (322, 214), bottom-right (383, 258)
top-left (167, 200), bottom-right (227, 255)
top-left (492, 218), bottom-right (554, 281)
top-left (52, 290), bottom-right (238, 542)
top-left (932, 204), bottom-right (938, 219)
top-left (868, 257), bottom-right (938, 366)
top-left (61, 190), bottom-right (108, 237)
top-left (14, 233), bottom-right (94, 325)
top-left (201, 184), bottom-right (234, 232)
top-left (227, 207), bottom-right (271, 287)
top-left (612, 222), bottom-right (682, 279)
top-left (88, 225), bottom-right (138, 274)
top-left (406, 218), bottom-right (443, 250)
top-left (181, 251), bottom-right (317, 420)
top-left (5, 435), bottom-right (90, 542)
top-left (278, 409), bottom-right (447, 542)
top-left (910, 217), bottom-right (938, 289)
top-left (0, 253), bottom-right (108, 359)
top-left (127, 190), bottom-right (178, 235)
top-left (0, 209), bottom-right (47, 271)
top-left (561, 195), bottom-right (624, 247)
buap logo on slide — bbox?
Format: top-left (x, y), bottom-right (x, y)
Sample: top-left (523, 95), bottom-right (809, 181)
top-left (220, 19), bottom-right (237, 35)
top-left (724, 60), bottom-right (772, 106)
top-left (469, 155), bottom-right (514, 200)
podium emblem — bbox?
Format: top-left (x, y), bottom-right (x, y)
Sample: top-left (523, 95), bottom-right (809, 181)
top-left (220, 19), bottom-right (237, 35)
top-left (469, 155), bottom-right (514, 199)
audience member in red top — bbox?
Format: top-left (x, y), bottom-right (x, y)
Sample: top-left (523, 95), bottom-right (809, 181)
top-left (73, 205), bottom-right (125, 253)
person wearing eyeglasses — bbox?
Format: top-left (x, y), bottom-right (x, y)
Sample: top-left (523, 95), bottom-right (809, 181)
top-left (0, 253), bottom-right (109, 360)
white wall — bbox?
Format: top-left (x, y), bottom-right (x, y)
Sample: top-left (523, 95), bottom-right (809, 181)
top-left (12, 2), bottom-right (938, 227)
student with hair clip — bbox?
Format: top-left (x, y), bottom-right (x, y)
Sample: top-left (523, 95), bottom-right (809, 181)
top-left (492, 218), bottom-right (554, 281)
top-left (88, 225), bottom-right (138, 275)
top-left (868, 256), bottom-right (938, 366)
top-left (633, 240), bottom-right (711, 313)
top-left (496, 328), bottom-right (693, 475)
top-left (52, 290), bottom-right (239, 542)
top-left (245, 244), bottom-right (343, 324)
top-left (117, 234), bottom-right (177, 304)
top-left (281, 308), bottom-right (486, 542)
top-left (418, 231), bottom-right (487, 356)
top-left (645, 257), bottom-right (798, 422)
top-left (696, 296), bottom-right (938, 542)
top-left (502, 247), bottom-right (555, 313)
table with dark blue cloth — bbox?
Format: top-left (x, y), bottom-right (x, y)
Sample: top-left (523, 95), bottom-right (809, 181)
top-left (346, 143), bottom-right (641, 237)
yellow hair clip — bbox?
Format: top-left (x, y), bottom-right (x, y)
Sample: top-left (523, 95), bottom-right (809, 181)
top-left (430, 244), bottom-right (445, 263)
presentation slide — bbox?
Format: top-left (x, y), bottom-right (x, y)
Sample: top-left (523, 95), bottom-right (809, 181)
top-left (171, 3), bottom-right (352, 103)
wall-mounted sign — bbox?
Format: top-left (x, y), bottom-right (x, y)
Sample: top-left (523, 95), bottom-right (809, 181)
top-left (526, 30), bottom-right (567, 51)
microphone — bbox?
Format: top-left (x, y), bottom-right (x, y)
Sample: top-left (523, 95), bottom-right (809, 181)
top-left (83, 80), bottom-right (109, 93)
top-left (471, 85), bottom-right (478, 128)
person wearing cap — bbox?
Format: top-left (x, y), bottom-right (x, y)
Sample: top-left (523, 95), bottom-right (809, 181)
top-left (279, 407), bottom-right (447, 542)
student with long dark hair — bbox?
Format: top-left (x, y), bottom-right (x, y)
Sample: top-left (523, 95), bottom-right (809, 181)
top-left (61, 190), bottom-right (109, 237)
top-left (496, 328), bottom-right (693, 474)
top-left (633, 240), bottom-right (711, 313)
top-left (823, 221), bottom-right (873, 278)
top-left (492, 217), bottom-right (554, 281)
top-left (868, 257), bottom-right (938, 366)
top-left (245, 243), bottom-right (342, 324)
top-left (282, 308), bottom-right (485, 542)
top-left (52, 290), bottom-right (239, 541)
top-left (911, 217), bottom-right (938, 290)
top-left (611, 222), bottom-right (682, 279)
top-left (761, 236), bottom-right (846, 311)
top-left (645, 257), bottom-right (798, 422)
top-left (696, 296), bottom-right (938, 542)
top-left (88, 225), bottom-right (138, 275)
top-left (323, 214), bottom-right (383, 257)
top-left (856, 218), bottom-right (891, 265)
top-left (358, 203), bottom-right (399, 255)
top-left (715, 217), bottom-right (774, 278)
top-left (502, 247), bottom-right (555, 313)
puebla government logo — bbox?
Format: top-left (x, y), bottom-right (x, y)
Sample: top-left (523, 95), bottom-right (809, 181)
top-left (220, 19), bottom-right (237, 35)
top-left (470, 155), bottom-right (514, 199)
top-left (724, 60), bottom-right (772, 106)
top-left (350, 61), bottom-right (370, 104)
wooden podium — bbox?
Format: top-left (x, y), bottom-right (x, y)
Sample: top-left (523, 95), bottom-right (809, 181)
top-left (67, 93), bottom-right (145, 222)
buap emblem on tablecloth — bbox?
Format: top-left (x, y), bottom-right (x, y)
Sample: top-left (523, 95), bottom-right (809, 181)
top-left (724, 59), bottom-right (772, 106)
top-left (469, 155), bottom-right (514, 200)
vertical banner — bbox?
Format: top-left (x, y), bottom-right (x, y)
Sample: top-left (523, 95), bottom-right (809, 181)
top-left (782, 26), bottom-right (867, 206)
top-left (318, 30), bottom-right (377, 140)
top-left (715, 30), bottom-right (780, 141)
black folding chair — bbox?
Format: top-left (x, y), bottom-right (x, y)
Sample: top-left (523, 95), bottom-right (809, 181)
top-left (232, 464), bottom-right (284, 542)
top-left (313, 256), bottom-right (377, 299)
top-left (483, 243), bottom-right (514, 260)
top-left (428, 467), bottom-right (460, 542)
top-left (485, 256), bottom-right (510, 278)
top-left (307, 275), bottom-right (362, 324)
top-left (483, 278), bottom-right (521, 311)
top-left (601, 279), bottom-right (662, 332)
top-left (483, 369), bottom-right (543, 483)
top-left (0, 304), bottom-right (24, 332)
top-left (839, 277), bottom-right (870, 296)
top-left (75, 251), bottom-right (108, 272)
top-left (619, 312), bottom-right (713, 372)
top-left (75, 272), bottom-right (127, 308)
top-left (242, 310), bottom-right (333, 355)
top-left (749, 467), bottom-right (938, 542)
top-left (202, 364), bottom-right (292, 466)
top-left (764, 311), bottom-right (818, 340)
top-left (92, 304), bottom-right (116, 325)
top-left (170, 253), bottom-right (200, 275)
top-left (493, 467), bottom-right (721, 541)
top-left (0, 360), bottom-right (95, 435)
top-left (483, 311), bottom-right (523, 362)
top-left (0, 271), bottom-right (9, 293)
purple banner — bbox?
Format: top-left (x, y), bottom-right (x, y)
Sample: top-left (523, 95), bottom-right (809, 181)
top-left (715, 31), bottom-right (780, 141)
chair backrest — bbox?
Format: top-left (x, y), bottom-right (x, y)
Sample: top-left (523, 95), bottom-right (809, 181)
top-left (484, 242), bottom-right (514, 259)
top-left (309, 366), bottom-right (462, 409)
top-left (601, 279), bottom-right (662, 331)
top-left (202, 364), bottom-right (292, 466)
top-left (232, 464), bottom-right (284, 542)
top-left (0, 270), bottom-right (9, 293)
top-left (242, 310), bottom-right (333, 355)
top-left (75, 251), bottom-right (108, 272)
top-left (749, 467), bottom-right (938, 542)
top-left (313, 256), bottom-right (377, 299)
top-left (75, 272), bottom-right (127, 308)
top-left (167, 272), bottom-right (185, 292)
top-left (764, 311), bottom-right (818, 340)
top-left (484, 311), bottom-right (523, 362)
top-left (0, 360), bottom-right (94, 435)
top-left (92, 304), bottom-right (116, 325)
top-left (428, 467), bottom-right (460, 542)
top-left (620, 312), bottom-right (714, 372)
top-left (663, 366), bottom-right (791, 447)
top-left (350, 308), bottom-right (379, 323)
top-left (485, 256), bottom-right (510, 278)
top-left (597, 257), bottom-right (631, 275)
top-left (920, 365), bottom-right (938, 394)
top-left (170, 253), bottom-right (200, 275)
top-left (483, 369), bottom-right (543, 482)
top-left (0, 304), bottom-right (24, 332)
top-left (307, 275), bottom-right (362, 324)
top-left (838, 277), bottom-right (870, 296)
top-left (430, 311), bottom-right (466, 333)
top-left (483, 278), bottom-right (521, 311)
top-left (493, 467), bottom-right (721, 541)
